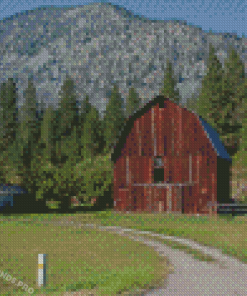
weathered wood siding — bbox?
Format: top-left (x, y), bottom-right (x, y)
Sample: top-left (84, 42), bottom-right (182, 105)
top-left (114, 99), bottom-right (219, 215)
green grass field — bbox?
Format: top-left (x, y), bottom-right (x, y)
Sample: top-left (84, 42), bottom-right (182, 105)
top-left (0, 209), bottom-right (246, 295)
top-left (0, 217), bottom-right (170, 295)
top-left (33, 209), bottom-right (246, 264)
top-left (92, 210), bottom-right (247, 264)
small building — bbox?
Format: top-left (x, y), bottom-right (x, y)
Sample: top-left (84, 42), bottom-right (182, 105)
top-left (0, 184), bottom-right (27, 212)
top-left (0, 183), bottom-right (49, 214)
top-left (111, 96), bottom-right (232, 215)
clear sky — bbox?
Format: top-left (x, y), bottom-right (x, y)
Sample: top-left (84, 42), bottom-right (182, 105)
top-left (0, 0), bottom-right (246, 39)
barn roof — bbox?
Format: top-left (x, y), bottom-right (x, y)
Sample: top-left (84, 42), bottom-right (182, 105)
top-left (198, 117), bottom-right (232, 162)
top-left (111, 96), bottom-right (232, 163)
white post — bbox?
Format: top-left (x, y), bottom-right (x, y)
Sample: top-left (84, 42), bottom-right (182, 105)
top-left (38, 254), bottom-right (47, 287)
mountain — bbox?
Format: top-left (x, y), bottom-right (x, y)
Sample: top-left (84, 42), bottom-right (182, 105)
top-left (0, 2), bottom-right (247, 119)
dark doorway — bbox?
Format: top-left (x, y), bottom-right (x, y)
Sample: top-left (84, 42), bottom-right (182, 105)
top-left (154, 168), bottom-right (164, 183)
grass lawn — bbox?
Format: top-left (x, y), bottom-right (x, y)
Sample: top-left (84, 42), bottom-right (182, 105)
top-left (0, 209), bottom-right (246, 295)
top-left (30, 209), bottom-right (246, 264)
top-left (89, 210), bottom-right (247, 264)
top-left (0, 217), bottom-right (170, 295)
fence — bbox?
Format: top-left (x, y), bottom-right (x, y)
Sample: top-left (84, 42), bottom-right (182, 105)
top-left (207, 201), bottom-right (247, 216)
top-left (217, 203), bottom-right (247, 216)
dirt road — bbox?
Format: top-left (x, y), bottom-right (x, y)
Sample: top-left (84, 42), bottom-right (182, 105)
top-left (7, 219), bottom-right (247, 295)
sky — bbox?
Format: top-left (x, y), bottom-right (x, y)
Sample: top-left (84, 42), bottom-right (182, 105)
top-left (0, 0), bottom-right (246, 39)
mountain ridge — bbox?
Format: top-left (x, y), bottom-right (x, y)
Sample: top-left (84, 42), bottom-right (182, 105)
top-left (0, 2), bottom-right (246, 119)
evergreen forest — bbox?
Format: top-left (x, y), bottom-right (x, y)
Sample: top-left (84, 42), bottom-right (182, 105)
top-left (0, 43), bottom-right (246, 212)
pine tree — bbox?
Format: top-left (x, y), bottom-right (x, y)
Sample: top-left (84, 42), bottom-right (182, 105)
top-left (39, 105), bottom-right (56, 162)
top-left (197, 43), bottom-right (225, 126)
top-left (18, 78), bottom-right (41, 186)
top-left (59, 125), bottom-right (81, 165)
top-left (81, 94), bottom-right (92, 118)
top-left (230, 85), bottom-right (247, 202)
top-left (89, 105), bottom-right (104, 156)
top-left (102, 84), bottom-right (125, 154)
top-left (76, 94), bottom-right (92, 143)
top-left (77, 94), bottom-right (106, 157)
top-left (185, 93), bottom-right (199, 113)
top-left (196, 43), bottom-right (245, 157)
top-left (53, 75), bottom-right (79, 166)
top-left (159, 58), bottom-right (180, 104)
top-left (22, 77), bottom-right (40, 145)
top-left (221, 44), bottom-right (245, 103)
top-left (125, 87), bottom-right (141, 119)
top-left (80, 107), bottom-right (95, 161)
top-left (215, 45), bottom-right (246, 156)
top-left (57, 74), bottom-right (78, 139)
top-left (0, 78), bottom-right (19, 151)
top-left (0, 79), bottom-right (22, 185)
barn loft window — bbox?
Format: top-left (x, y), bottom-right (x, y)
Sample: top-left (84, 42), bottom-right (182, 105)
top-left (154, 157), bottom-right (164, 183)
top-left (154, 156), bottom-right (164, 167)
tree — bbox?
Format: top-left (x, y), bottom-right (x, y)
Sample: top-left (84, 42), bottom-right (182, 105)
top-left (0, 78), bottom-right (19, 151)
top-left (88, 104), bottom-right (105, 156)
top-left (102, 84), bottom-right (125, 154)
top-left (196, 43), bottom-right (225, 125)
top-left (39, 105), bottom-right (57, 162)
top-left (221, 44), bottom-right (245, 101)
top-left (23, 77), bottom-right (41, 144)
top-left (56, 74), bottom-right (78, 139)
top-left (196, 43), bottom-right (245, 157)
top-left (231, 89), bottom-right (247, 202)
top-left (159, 58), bottom-right (180, 104)
top-left (125, 87), bottom-right (141, 119)
top-left (51, 75), bottom-right (80, 167)
top-left (185, 92), bottom-right (199, 114)
top-left (0, 78), bottom-right (23, 185)
top-left (18, 78), bottom-right (41, 188)
top-left (74, 153), bottom-right (114, 207)
top-left (80, 94), bottom-right (92, 120)
top-left (56, 126), bottom-right (81, 212)
top-left (214, 45), bottom-right (246, 156)
top-left (124, 87), bottom-right (141, 126)
top-left (80, 107), bottom-right (95, 161)
top-left (77, 94), bottom-right (92, 156)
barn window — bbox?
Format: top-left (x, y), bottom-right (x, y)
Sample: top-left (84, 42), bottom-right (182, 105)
top-left (154, 156), bottom-right (164, 167)
top-left (154, 157), bottom-right (164, 183)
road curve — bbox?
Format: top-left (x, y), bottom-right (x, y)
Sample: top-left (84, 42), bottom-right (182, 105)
top-left (15, 219), bottom-right (247, 295)
top-left (84, 224), bottom-right (247, 296)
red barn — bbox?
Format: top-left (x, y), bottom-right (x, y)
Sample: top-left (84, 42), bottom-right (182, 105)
top-left (111, 96), bottom-right (232, 215)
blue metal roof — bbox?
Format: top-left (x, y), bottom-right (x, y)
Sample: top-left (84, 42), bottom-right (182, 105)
top-left (0, 184), bottom-right (28, 194)
top-left (198, 117), bottom-right (232, 162)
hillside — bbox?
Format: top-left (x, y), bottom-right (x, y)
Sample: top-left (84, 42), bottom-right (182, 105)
top-left (0, 2), bottom-right (246, 117)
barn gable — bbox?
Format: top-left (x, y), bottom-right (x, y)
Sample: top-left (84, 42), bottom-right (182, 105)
top-left (111, 96), bottom-right (231, 164)
top-left (111, 96), bottom-right (170, 163)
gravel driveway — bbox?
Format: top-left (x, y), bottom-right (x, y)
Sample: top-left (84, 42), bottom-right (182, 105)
top-left (8, 219), bottom-right (247, 295)
top-left (84, 224), bottom-right (247, 296)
